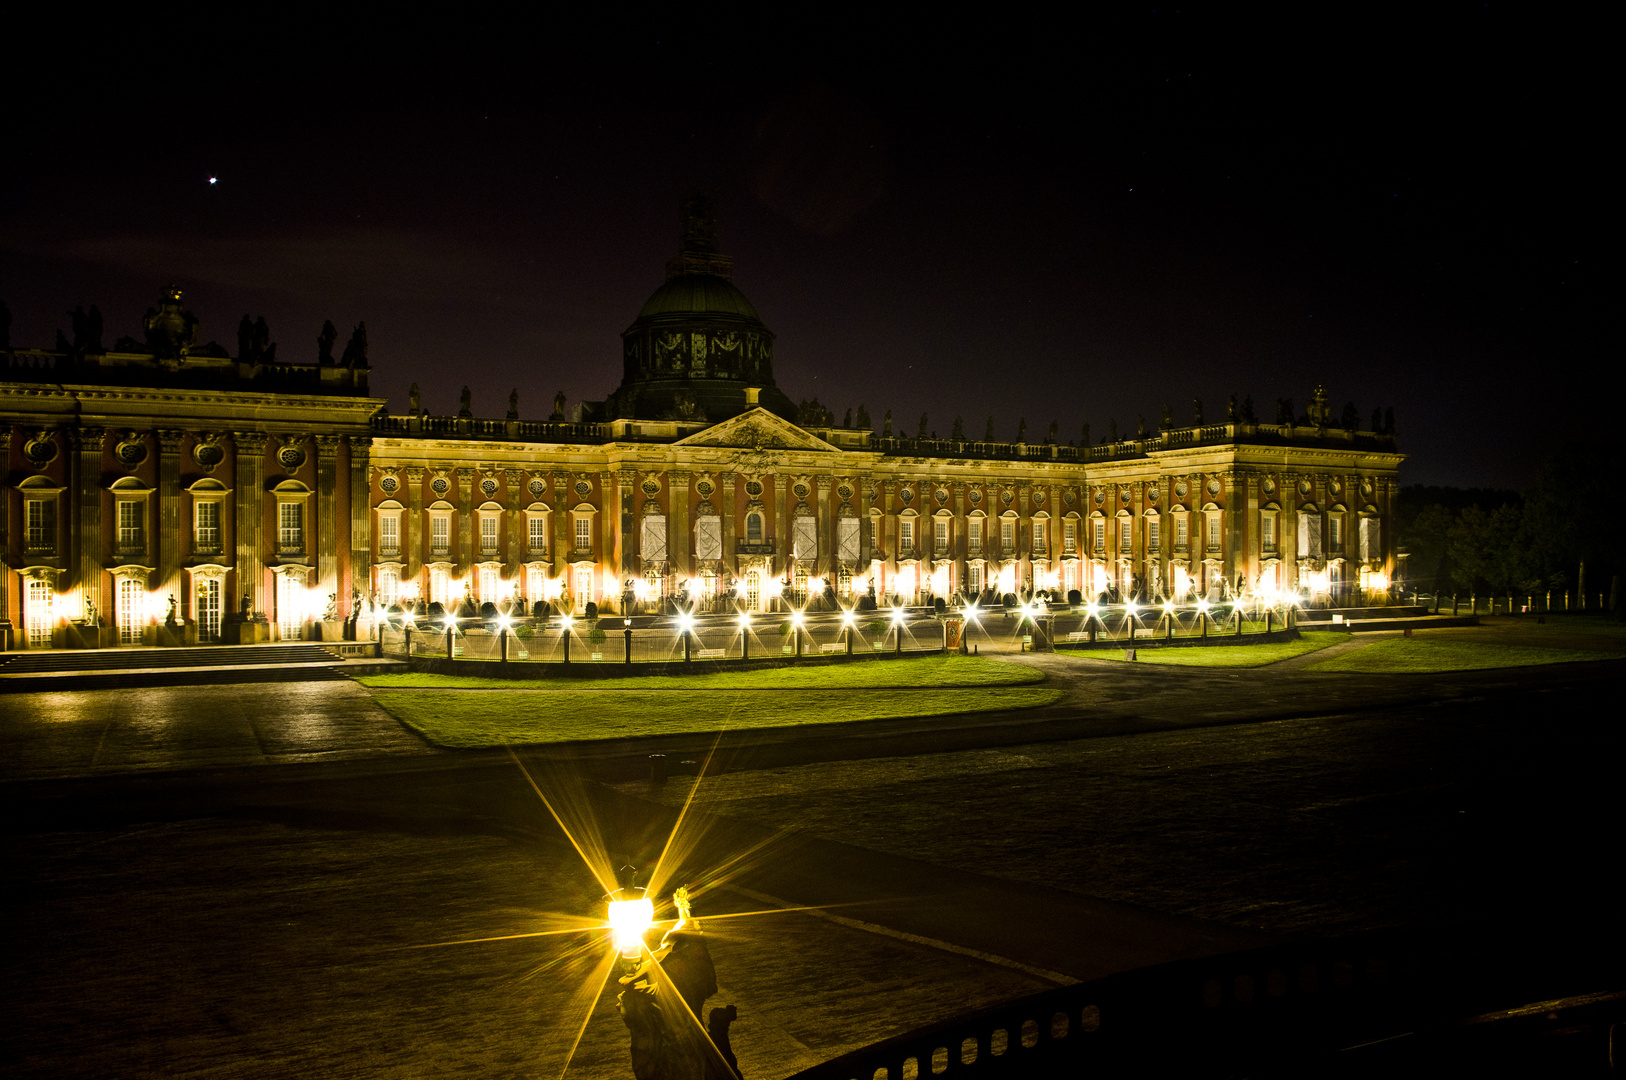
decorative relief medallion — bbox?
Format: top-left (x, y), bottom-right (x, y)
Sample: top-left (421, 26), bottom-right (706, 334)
top-left (1329, 479), bottom-right (1343, 497)
top-left (529, 478), bottom-right (546, 497)
top-left (1299, 478), bottom-right (1313, 495)
top-left (1031, 489), bottom-right (1044, 506)
top-left (379, 474), bottom-right (399, 494)
top-left (193, 434), bottom-right (224, 471)
top-left (1120, 487), bottom-right (1131, 504)
top-left (481, 478), bottom-right (498, 498)
top-left (837, 482), bottom-right (853, 500)
top-left (1094, 488), bottom-right (1105, 505)
top-left (431, 477), bottom-right (450, 496)
top-left (641, 477), bottom-right (661, 496)
top-left (1262, 478), bottom-right (1277, 496)
top-left (277, 441), bottom-right (306, 470)
top-left (1147, 486), bottom-right (1160, 503)
top-left (968, 488), bottom-right (983, 505)
top-left (574, 479), bottom-right (593, 497)
top-left (744, 480), bottom-right (763, 498)
top-left (115, 433), bottom-right (147, 467)
top-left (1001, 488), bottom-right (1014, 506)
top-left (793, 481), bottom-right (810, 499)
top-left (24, 431), bottom-right (58, 466)
top-left (696, 479), bottom-right (715, 498)
top-left (899, 488), bottom-right (913, 505)
top-left (1360, 479), bottom-right (1373, 498)
top-left (1175, 481), bottom-right (1189, 498)
top-left (1206, 478), bottom-right (1221, 496)
top-left (1063, 488), bottom-right (1076, 506)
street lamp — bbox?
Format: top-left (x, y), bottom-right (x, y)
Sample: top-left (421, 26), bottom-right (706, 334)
top-left (606, 888), bottom-right (654, 959)
top-left (738, 612), bottom-right (751, 661)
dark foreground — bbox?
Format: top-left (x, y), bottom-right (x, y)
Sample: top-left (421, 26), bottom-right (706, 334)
top-left (2, 666), bottom-right (1622, 1078)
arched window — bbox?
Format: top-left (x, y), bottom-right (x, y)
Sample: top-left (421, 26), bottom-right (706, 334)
top-left (746, 512), bottom-right (763, 542)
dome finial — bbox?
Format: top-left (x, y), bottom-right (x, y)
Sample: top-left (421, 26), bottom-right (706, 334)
top-left (665, 195), bottom-right (734, 279)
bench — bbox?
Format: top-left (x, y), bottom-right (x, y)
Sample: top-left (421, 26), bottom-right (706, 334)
top-left (1065, 630), bottom-right (1089, 641)
top-left (696, 648), bottom-right (726, 659)
top-left (819, 642), bottom-right (845, 653)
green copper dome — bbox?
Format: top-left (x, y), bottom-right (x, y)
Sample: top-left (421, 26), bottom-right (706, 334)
top-left (604, 198), bottom-right (796, 424)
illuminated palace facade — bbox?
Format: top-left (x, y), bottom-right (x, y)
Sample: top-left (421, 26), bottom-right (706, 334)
top-left (1, 210), bottom-right (1402, 648)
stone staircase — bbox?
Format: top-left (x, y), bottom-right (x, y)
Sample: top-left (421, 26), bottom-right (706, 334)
top-left (0, 643), bottom-right (404, 692)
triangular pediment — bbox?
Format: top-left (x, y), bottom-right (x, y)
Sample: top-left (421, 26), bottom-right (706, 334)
top-left (674, 408), bottom-right (839, 452)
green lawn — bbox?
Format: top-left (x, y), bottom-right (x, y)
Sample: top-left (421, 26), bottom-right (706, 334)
top-left (373, 686), bottom-right (1065, 748)
top-left (1095, 632), bottom-right (1351, 668)
top-left (356, 654), bottom-right (1042, 691)
top-left (1308, 638), bottom-right (1625, 674)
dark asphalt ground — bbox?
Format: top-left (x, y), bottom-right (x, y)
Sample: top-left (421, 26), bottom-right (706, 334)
top-left (2, 624), bottom-right (1621, 1078)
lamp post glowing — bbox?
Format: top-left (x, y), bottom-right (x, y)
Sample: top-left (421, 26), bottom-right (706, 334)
top-left (677, 611), bottom-right (694, 663)
top-left (841, 609), bottom-right (855, 656)
top-left (891, 607), bottom-right (905, 654)
top-left (498, 613), bottom-right (511, 662)
top-left (790, 610), bottom-right (804, 659)
top-left (607, 891), bottom-right (654, 959)
top-left (738, 612), bottom-right (751, 662)
top-left (560, 614), bottom-right (573, 664)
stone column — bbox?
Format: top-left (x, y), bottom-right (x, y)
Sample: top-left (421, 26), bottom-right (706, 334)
top-left (315, 435), bottom-right (341, 607)
top-left (233, 431), bottom-right (268, 614)
top-left (68, 427), bottom-right (105, 624)
top-left (719, 472), bottom-right (737, 584)
top-left (157, 430), bottom-right (185, 610)
top-left (952, 482), bottom-right (967, 595)
top-left (816, 475), bottom-right (833, 577)
top-left (617, 469), bottom-right (636, 580)
top-left (857, 477), bottom-right (872, 568)
top-left (882, 480), bottom-right (897, 585)
top-left (1017, 483), bottom-right (1032, 593)
top-left (346, 437), bottom-right (371, 620)
top-left (1243, 473), bottom-right (1260, 589)
top-left (553, 473), bottom-right (569, 578)
top-left (0, 425), bottom-right (11, 643)
top-left (404, 467), bottom-right (424, 581)
top-left (506, 469), bottom-right (524, 579)
top-left (670, 471), bottom-right (691, 582)
top-left (455, 468), bottom-right (474, 580)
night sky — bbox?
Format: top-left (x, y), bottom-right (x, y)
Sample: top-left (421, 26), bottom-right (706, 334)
top-left (3, 15), bottom-right (1611, 489)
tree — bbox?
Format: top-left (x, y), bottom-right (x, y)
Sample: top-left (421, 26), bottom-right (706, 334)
top-left (951, 415), bottom-right (964, 440)
top-left (984, 416), bottom-right (995, 441)
top-left (917, 412), bottom-right (929, 439)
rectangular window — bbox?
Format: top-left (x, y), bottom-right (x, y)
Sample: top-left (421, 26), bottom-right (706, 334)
top-left (1001, 519), bottom-right (1016, 553)
top-left (1329, 515), bottom-right (1344, 551)
top-left (478, 566), bottom-right (499, 600)
top-left (1119, 519), bottom-right (1132, 554)
top-left (194, 501), bottom-right (221, 552)
top-left (278, 502), bottom-right (303, 552)
top-left (1032, 521), bottom-right (1047, 556)
top-left (574, 516), bottom-right (592, 552)
top-left (1063, 521), bottom-right (1077, 555)
top-left (643, 516), bottom-right (668, 564)
top-left (429, 568), bottom-right (450, 605)
top-left (746, 513), bottom-right (763, 542)
top-left (480, 515), bottom-right (499, 555)
top-left (836, 518), bottom-right (859, 562)
top-left (378, 513), bottom-right (398, 556)
top-left (1261, 515), bottom-right (1276, 553)
top-left (935, 519), bottom-right (949, 555)
top-left (698, 517), bottom-right (723, 562)
top-left (794, 516), bottom-right (818, 561)
top-left (528, 516), bottom-right (548, 554)
top-left (25, 499), bottom-right (57, 553)
top-left (1147, 518), bottom-right (1160, 551)
top-left (1093, 519), bottom-right (1106, 553)
top-left (1359, 517), bottom-right (1379, 561)
top-left (527, 566), bottom-right (546, 601)
top-left (1176, 517), bottom-right (1189, 550)
top-left (118, 501), bottom-right (145, 551)
top-left (899, 518), bottom-right (914, 554)
top-left (378, 567), bottom-right (399, 607)
top-left (196, 578), bottom-right (221, 641)
top-left (968, 563), bottom-right (983, 593)
top-left (1207, 514), bottom-right (1221, 551)
top-left (430, 515), bottom-right (450, 555)
top-left (26, 578), bottom-right (53, 647)
top-left (1298, 514), bottom-right (1322, 558)
top-left (968, 519), bottom-right (983, 555)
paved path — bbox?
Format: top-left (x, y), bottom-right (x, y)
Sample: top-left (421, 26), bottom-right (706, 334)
top-left (0, 681), bottom-right (443, 781)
